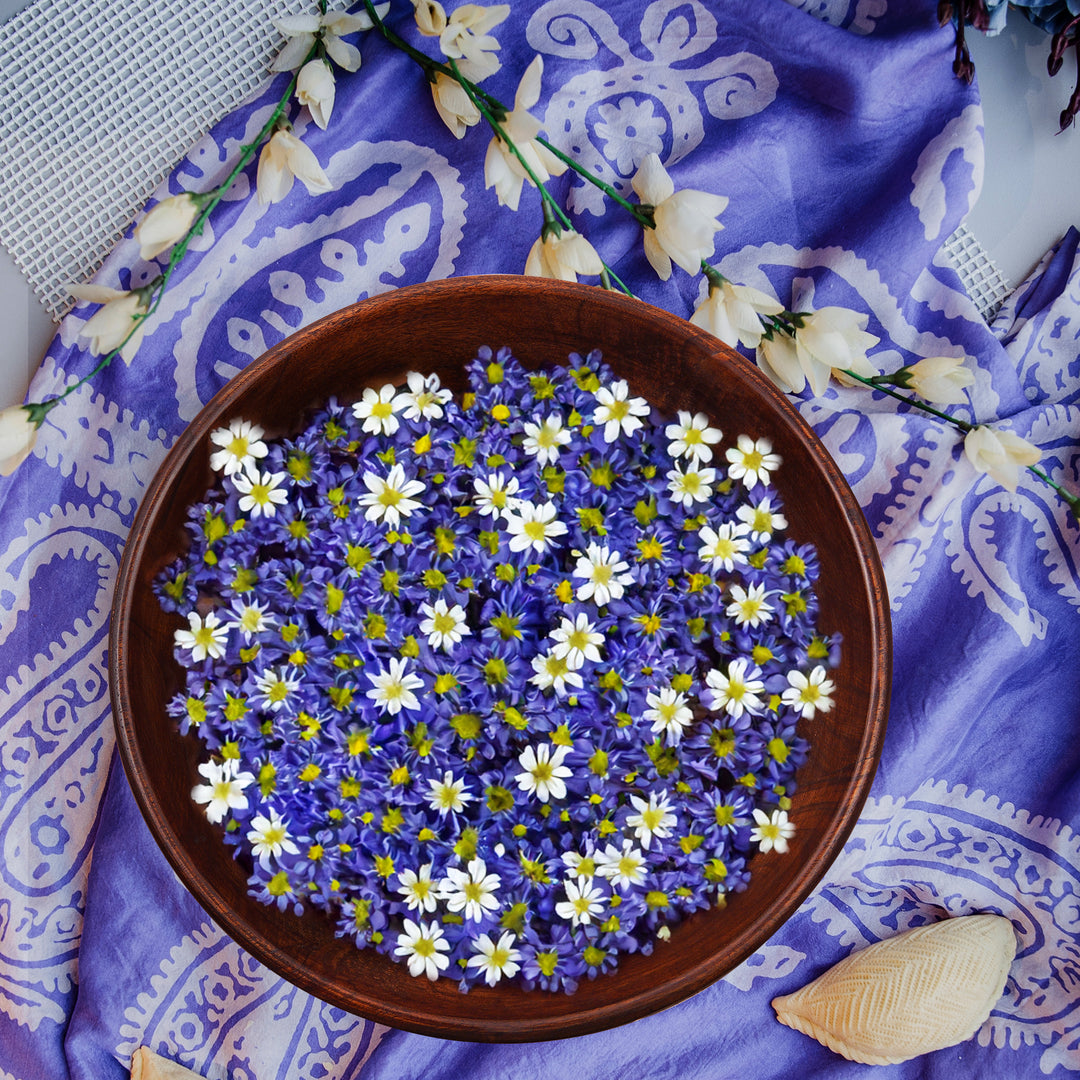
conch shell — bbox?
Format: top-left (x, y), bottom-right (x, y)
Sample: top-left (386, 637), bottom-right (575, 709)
top-left (772, 914), bottom-right (1016, 1065)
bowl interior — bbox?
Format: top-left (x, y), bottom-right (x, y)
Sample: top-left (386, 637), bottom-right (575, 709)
top-left (109, 275), bottom-right (890, 1041)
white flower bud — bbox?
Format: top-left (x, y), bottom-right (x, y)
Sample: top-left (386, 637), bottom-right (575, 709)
top-left (794, 307), bottom-right (879, 396)
top-left (630, 153), bottom-right (728, 281)
top-left (429, 71), bottom-right (481, 139)
top-left (413, 0), bottom-right (447, 36)
top-left (0, 405), bottom-right (38, 476)
top-left (297, 59), bottom-right (336, 129)
top-left (79, 290), bottom-right (149, 364)
top-left (524, 228), bottom-right (603, 282)
top-left (905, 355), bottom-right (975, 405)
top-left (256, 128), bottom-right (333, 206)
top-left (133, 193), bottom-right (200, 260)
top-left (691, 279), bottom-right (783, 350)
top-left (964, 425), bottom-right (1040, 492)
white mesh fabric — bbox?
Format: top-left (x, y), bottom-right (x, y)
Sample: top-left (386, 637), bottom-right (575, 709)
top-left (0, 0), bottom-right (308, 319)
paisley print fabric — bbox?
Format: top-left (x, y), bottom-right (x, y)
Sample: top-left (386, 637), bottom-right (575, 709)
top-left (1, 1), bottom-right (1078, 1077)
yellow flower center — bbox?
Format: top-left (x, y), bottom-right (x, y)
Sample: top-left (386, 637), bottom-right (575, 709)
top-left (524, 520), bottom-right (547, 541)
top-left (433, 612), bottom-right (457, 635)
top-left (590, 563), bottom-right (613, 585)
top-left (227, 434), bottom-right (249, 458)
top-left (371, 401), bottom-right (393, 419)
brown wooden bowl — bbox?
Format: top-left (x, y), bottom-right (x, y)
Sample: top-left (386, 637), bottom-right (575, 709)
top-left (109, 274), bottom-right (890, 1042)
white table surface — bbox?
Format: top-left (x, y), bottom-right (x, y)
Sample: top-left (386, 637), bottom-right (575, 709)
top-left (1, 4), bottom-right (1078, 412)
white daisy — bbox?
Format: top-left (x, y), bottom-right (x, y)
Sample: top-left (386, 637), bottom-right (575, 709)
top-left (549, 612), bottom-right (604, 670)
top-left (232, 464), bottom-right (288, 518)
top-left (554, 878), bottom-right (606, 927)
top-left (643, 686), bottom-right (695, 745)
top-left (725, 434), bottom-right (781, 488)
top-left (529, 650), bottom-right (584, 696)
top-left (253, 666), bottom-right (302, 713)
top-left (245, 808), bottom-right (299, 869)
top-left (625, 790), bottom-right (678, 849)
top-left (352, 383), bottom-right (410, 436)
top-left (357, 463), bottom-right (426, 528)
top-left (703, 658), bottom-right (765, 718)
top-left (725, 583), bottom-right (774, 628)
top-left (209, 419), bottom-right (268, 476)
top-left (572, 542), bottom-right (634, 605)
top-left (750, 807), bottom-right (795, 854)
top-left (226, 599), bottom-right (276, 641)
top-left (418, 598), bottom-right (472, 652)
top-left (666, 463), bottom-right (716, 509)
top-left (393, 918), bottom-right (451, 980)
top-left (514, 743), bottom-right (573, 802)
top-left (560, 849), bottom-right (597, 881)
top-left (438, 857), bottom-right (502, 922)
top-left (426, 770), bottom-right (475, 816)
top-left (174, 610), bottom-right (229, 661)
top-left (592, 379), bottom-right (650, 443)
top-left (473, 471), bottom-right (522, 518)
top-left (521, 414), bottom-right (571, 467)
top-left (191, 758), bottom-right (255, 825)
top-left (504, 501), bottom-right (568, 555)
top-left (396, 863), bottom-right (439, 913)
top-left (697, 522), bottom-right (751, 572)
top-left (735, 495), bottom-right (788, 543)
top-left (365, 656), bottom-right (424, 716)
top-left (781, 665), bottom-right (836, 719)
top-left (664, 410), bottom-right (722, 463)
top-left (593, 839), bottom-right (647, 890)
top-left (466, 931), bottom-right (523, 986)
top-left (398, 371), bottom-right (452, 421)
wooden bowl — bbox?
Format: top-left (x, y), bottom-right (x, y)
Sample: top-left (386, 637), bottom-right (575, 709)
top-left (109, 275), bottom-right (890, 1041)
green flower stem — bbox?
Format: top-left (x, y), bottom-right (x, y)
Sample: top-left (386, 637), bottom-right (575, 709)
top-left (839, 368), bottom-right (973, 431)
top-left (30, 43), bottom-right (317, 422)
top-left (535, 136), bottom-right (654, 227)
top-left (1029, 464), bottom-right (1080, 517)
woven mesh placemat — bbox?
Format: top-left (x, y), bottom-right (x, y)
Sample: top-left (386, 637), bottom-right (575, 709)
top-left (0, 0), bottom-right (307, 319)
top-left (941, 222), bottom-right (1012, 321)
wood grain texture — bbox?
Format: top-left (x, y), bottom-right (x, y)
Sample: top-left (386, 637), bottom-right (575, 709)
top-left (108, 275), bottom-right (891, 1042)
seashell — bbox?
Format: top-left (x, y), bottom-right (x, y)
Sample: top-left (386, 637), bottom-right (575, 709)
top-left (771, 914), bottom-right (1016, 1065)
top-left (130, 1047), bottom-right (204, 1080)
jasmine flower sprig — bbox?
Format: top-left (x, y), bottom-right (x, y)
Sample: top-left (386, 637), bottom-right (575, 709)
top-left (837, 366), bottom-right (1076, 514)
top-left (691, 265), bottom-right (1079, 517)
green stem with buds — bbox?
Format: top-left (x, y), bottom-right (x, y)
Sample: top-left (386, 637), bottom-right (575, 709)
top-left (840, 366), bottom-right (1079, 517)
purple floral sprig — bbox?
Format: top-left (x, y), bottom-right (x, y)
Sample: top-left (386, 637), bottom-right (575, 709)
top-left (156, 349), bottom-right (837, 992)
top-left (942, 0), bottom-right (1080, 131)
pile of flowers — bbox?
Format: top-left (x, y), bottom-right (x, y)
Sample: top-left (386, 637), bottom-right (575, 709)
top-left (155, 349), bottom-right (837, 992)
